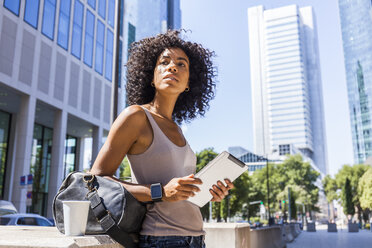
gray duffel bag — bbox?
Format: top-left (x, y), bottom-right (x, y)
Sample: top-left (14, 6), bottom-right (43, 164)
top-left (53, 171), bottom-right (147, 248)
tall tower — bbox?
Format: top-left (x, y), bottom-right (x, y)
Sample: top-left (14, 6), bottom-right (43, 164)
top-left (248, 5), bottom-right (328, 174)
top-left (338, 0), bottom-right (372, 164)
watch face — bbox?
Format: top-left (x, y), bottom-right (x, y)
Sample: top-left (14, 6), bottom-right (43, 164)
top-left (151, 183), bottom-right (162, 199)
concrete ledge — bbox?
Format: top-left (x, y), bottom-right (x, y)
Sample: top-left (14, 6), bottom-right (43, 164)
top-left (282, 225), bottom-right (294, 242)
top-left (0, 226), bottom-right (123, 248)
top-left (204, 223), bottom-right (251, 248)
top-left (250, 226), bottom-right (286, 248)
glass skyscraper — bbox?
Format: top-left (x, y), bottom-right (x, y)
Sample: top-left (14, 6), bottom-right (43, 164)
top-left (339, 0), bottom-right (372, 164)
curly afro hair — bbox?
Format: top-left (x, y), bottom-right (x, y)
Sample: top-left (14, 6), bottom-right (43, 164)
top-left (125, 30), bottom-right (217, 124)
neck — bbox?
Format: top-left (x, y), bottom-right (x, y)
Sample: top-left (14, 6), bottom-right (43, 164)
top-left (148, 92), bottom-right (179, 121)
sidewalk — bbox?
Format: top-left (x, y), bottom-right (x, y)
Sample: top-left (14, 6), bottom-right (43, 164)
top-left (287, 225), bottom-right (372, 248)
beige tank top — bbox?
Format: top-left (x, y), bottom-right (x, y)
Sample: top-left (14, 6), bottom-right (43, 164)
top-left (127, 106), bottom-right (205, 236)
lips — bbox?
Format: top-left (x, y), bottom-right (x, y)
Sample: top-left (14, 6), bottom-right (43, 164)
top-left (163, 74), bottom-right (179, 82)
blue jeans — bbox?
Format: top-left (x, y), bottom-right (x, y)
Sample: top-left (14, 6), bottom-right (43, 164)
top-left (139, 235), bottom-right (206, 248)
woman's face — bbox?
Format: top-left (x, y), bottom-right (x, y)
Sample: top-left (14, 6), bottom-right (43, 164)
top-left (153, 47), bottom-right (190, 96)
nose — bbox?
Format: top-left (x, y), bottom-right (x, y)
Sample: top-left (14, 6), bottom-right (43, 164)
top-left (167, 63), bottom-right (178, 73)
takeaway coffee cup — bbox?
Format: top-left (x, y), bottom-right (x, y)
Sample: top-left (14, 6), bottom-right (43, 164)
top-left (62, 201), bottom-right (90, 236)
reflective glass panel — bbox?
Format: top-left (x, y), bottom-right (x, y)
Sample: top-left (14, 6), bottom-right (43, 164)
top-left (95, 20), bottom-right (105, 74)
top-left (88, 0), bottom-right (96, 9)
top-left (71, 0), bottom-right (84, 59)
top-left (108, 0), bottom-right (115, 28)
top-left (84, 10), bottom-right (95, 67)
top-left (0, 111), bottom-right (10, 199)
top-left (57, 0), bottom-right (71, 50)
top-left (24, 0), bottom-right (40, 28)
top-left (98, 0), bottom-right (106, 19)
top-left (3, 0), bottom-right (20, 16)
top-left (41, 0), bottom-right (57, 40)
top-left (105, 29), bottom-right (113, 81)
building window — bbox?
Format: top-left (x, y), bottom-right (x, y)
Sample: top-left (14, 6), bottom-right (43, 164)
top-left (64, 135), bottom-right (77, 178)
top-left (0, 111), bottom-right (11, 199)
top-left (118, 40), bottom-right (122, 87)
top-left (105, 29), bottom-right (113, 81)
top-left (24, 0), bottom-right (40, 28)
top-left (29, 124), bottom-right (53, 216)
top-left (71, 0), bottom-right (84, 59)
top-left (279, 144), bottom-right (291, 156)
top-left (107, 0), bottom-right (115, 28)
top-left (127, 22), bottom-right (136, 58)
top-left (120, 0), bottom-right (124, 37)
top-left (98, 0), bottom-right (106, 19)
top-left (95, 20), bottom-right (105, 74)
top-left (88, 0), bottom-right (96, 9)
top-left (84, 10), bottom-right (95, 67)
top-left (3, 0), bottom-right (20, 16)
top-left (57, 0), bottom-right (71, 50)
top-left (41, 0), bottom-right (57, 40)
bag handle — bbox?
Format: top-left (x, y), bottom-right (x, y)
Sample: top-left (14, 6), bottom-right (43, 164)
top-left (85, 175), bottom-right (138, 248)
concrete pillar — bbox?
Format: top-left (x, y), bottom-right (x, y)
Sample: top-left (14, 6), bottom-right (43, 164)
top-left (46, 109), bottom-right (67, 218)
top-left (91, 125), bottom-right (103, 166)
top-left (11, 95), bottom-right (36, 213)
top-left (76, 137), bottom-right (85, 172)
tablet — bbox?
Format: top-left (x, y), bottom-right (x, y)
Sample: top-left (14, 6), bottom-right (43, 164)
top-left (187, 151), bottom-right (247, 208)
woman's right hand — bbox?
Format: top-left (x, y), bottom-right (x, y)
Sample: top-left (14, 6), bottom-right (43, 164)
top-left (163, 174), bottom-right (202, 202)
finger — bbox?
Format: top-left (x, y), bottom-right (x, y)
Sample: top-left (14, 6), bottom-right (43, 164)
top-left (179, 190), bottom-right (195, 198)
top-left (178, 184), bottom-right (200, 193)
top-left (179, 177), bottom-right (203, 185)
top-left (217, 181), bottom-right (229, 195)
top-left (212, 185), bottom-right (225, 199)
top-left (224, 179), bottom-right (234, 189)
top-left (209, 189), bottom-right (222, 202)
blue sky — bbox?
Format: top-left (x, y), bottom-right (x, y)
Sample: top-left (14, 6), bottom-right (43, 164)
top-left (180, 0), bottom-right (353, 176)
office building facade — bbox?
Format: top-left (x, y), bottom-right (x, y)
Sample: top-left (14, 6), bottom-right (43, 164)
top-left (248, 5), bottom-right (328, 174)
top-left (339, 0), bottom-right (372, 164)
top-left (0, 0), bottom-right (124, 218)
top-left (121, 0), bottom-right (181, 103)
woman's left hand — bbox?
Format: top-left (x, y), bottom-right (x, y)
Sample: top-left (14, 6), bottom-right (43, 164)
top-left (209, 179), bottom-right (234, 202)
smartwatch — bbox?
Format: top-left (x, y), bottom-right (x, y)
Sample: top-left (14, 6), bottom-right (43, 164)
top-left (150, 183), bottom-right (163, 202)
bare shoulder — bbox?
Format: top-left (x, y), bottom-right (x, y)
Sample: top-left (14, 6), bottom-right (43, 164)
top-left (113, 105), bottom-right (147, 129)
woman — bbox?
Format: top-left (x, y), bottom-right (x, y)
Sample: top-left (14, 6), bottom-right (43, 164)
top-left (90, 30), bottom-right (234, 248)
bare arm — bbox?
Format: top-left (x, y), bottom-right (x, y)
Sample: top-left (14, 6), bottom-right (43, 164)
top-left (90, 105), bottom-right (201, 202)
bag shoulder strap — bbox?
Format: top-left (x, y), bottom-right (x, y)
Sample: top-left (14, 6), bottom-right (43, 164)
top-left (87, 186), bottom-right (138, 248)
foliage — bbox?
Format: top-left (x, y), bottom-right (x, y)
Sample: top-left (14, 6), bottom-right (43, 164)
top-left (322, 175), bottom-right (338, 203)
top-left (342, 178), bottom-right (355, 216)
top-left (335, 164), bottom-right (371, 222)
top-left (358, 168), bottom-right (372, 210)
top-left (289, 188), bottom-right (297, 220)
top-left (275, 155), bottom-right (320, 214)
top-left (119, 156), bottom-right (131, 181)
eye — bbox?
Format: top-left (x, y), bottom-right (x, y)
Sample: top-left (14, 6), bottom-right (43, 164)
top-left (160, 60), bottom-right (168, 65)
top-left (178, 62), bottom-right (186, 67)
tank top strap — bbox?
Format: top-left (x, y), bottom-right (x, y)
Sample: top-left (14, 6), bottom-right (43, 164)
top-left (140, 106), bottom-right (163, 138)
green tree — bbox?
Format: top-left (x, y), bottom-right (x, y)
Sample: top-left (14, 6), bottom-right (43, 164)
top-left (119, 156), bottom-right (131, 181)
top-left (289, 188), bottom-right (297, 220)
top-left (358, 168), bottom-right (372, 210)
top-left (322, 175), bottom-right (338, 203)
top-left (342, 178), bottom-right (355, 219)
top-left (335, 164), bottom-right (371, 223)
top-left (275, 155), bottom-right (320, 216)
